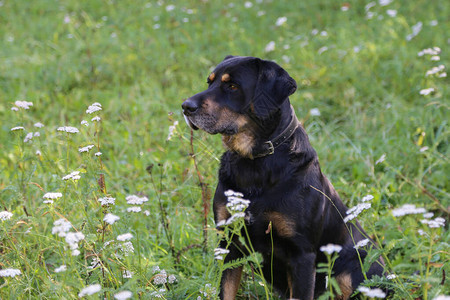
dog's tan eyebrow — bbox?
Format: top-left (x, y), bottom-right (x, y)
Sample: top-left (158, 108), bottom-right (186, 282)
top-left (208, 72), bottom-right (216, 82)
top-left (221, 73), bottom-right (231, 82)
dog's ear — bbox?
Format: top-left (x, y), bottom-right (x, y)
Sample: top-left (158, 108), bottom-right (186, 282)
top-left (251, 59), bottom-right (297, 119)
top-left (223, 55), bottom-right (235, 61)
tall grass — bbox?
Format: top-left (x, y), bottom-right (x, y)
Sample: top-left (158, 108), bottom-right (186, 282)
top-left (0, 0), bottom-right (448, 299)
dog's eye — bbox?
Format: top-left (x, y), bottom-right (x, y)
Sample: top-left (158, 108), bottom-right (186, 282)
top-left (228, 83), bottom-right (239, 91)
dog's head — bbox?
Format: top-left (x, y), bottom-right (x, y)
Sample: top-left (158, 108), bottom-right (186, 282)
top-left (182, 56), bottom-right (297, 157)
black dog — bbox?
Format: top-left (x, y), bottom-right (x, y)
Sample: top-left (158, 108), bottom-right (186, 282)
top-left (182, 56), bottom-right (385, 299)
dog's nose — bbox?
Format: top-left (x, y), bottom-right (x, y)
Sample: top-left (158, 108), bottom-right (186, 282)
top-left (182, 98), bottom-right (200, 116)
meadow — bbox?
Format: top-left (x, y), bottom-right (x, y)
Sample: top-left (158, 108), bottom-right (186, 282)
top-left (0, 0), bottom-right (448, 299)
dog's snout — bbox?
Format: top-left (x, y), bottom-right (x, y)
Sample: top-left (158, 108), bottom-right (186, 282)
top-left (182, 98), bottom-right (200, 116)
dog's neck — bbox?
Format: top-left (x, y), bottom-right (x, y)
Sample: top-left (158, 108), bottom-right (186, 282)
top-left (222, 101), bottom-right (298, 159)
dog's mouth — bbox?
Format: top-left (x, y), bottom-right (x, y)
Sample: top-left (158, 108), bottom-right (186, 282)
top-left (183, 115), bottom-right (199, 130)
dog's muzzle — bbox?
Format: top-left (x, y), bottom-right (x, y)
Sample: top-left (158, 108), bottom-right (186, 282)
top-left (182, 98), bottom-right (199, 130)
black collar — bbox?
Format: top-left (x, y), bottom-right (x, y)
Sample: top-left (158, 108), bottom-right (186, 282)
top-left (252, 108), bottom-right (299, 159)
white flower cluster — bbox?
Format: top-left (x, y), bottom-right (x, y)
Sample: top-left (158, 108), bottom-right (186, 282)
top-left (214, 247), bottom-right (230, 260)
top-left (320, 243), bottom-right (342, 255)
top-left (78, 284), bottom-right (101, 297)
top-left (52, 218), bottom-right (72, 237)
top-left (62, 171), bottom-right (81, 181)
top-left (54, 265), bottom-right (67, 273)
top-left (353, 238), bottom-right (370, 249)
top-left (419, 88), bottom-right (435, 96)
top-left (79, 144), bottom-right (95, 153)
top-left (65, 231), bottom-right (85, 256)
top-left (391, 204), bottom-right (426, 217)
top-left (127, 206), bottom-right (141, 213)
top-left (216, 190), bottom-right (250, 227)
top-left (199, 283), bottom-right (217, 298)
top-left (12, 100), bottom-right (33, 110)
top-left (0, 268), bottom-right (22, 278)
top-left (43, 192), bottom-right (63, 204)
top-left (344, 195), bottom-right (373, 223)
top-left (98, 196), bottom-right (115, 206)
top-left (117, 233), bottom-right (133, 241)
top-left (126, 195), bottom-right (149, 205)
top-left (120, 241), bottom-right (134, 256)
top-left (86, 102), bottom-right (102, 114)
top-left (123, 270), bottom-right (133, 278)
top-left (11, 126), bottom-right (24, 131)
top-left (104, 213), bottom-right (120, 225)
top-left (57, 126), bottom-right (79, 133)
top-left (421, 217), bottom-right (445, 228)
top-left (34, 122), bottom-right (44, 128)
top-left (166, 120), bottom-right (178, 141)
top-left (418, 47), bottom-right (441, 57)
top-left (114, 291), bottom-right (132, 300)
top-left (406, 21), bottom-right (422, 41)
top-left (358, 286), bottom-right (386, 298)
top-left (0, 211), bottom-right (13, 221)
top-left (152, 266), bottom-right (177, 286)
top-left (426, 65), bottom-right (446, 78)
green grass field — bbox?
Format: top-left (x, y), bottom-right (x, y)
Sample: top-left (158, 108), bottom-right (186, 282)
top-left (0, 0), bottom-right (448, 299)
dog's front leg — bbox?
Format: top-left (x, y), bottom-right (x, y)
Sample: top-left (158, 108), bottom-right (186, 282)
top-left (289, 252), bottom-right (316, 300)
top-left (218, 236), bottom-right (245, 300)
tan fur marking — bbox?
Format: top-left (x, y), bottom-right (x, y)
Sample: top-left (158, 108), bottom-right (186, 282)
top-left (216, 203), bottom-right (231, 224)
top-left (221, 73), bottom-right (231, 82)
top-left (336, 272), bottom-right (353, 300)
top-left (287, 271), bottom-right (293, 299)
top-left (223, 266), bottom-right (243, 300)
top-left (208, 72), bottom-right (216, 82)
top-left (265, 212), bottom-right (296, 237)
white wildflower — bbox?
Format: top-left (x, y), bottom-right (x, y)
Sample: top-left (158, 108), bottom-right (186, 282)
top-left (430, 56), bottom-right (440, 61)
top-left (34, 122), bottom-right (44, 128)
top-left (33, 132), bottom-right (40, 137)
top-left (423, 212), bottom-right (434, 219)
top-left (11, 107), bottom-right (19, 111)
top-left (114, 291), bottom-right (132, 300)
top-left (81, 120), bottom-right (89, 126)
top-left (91, 116), bottom-right (101, 122)
top-left (98, 196), bottom-right (115, 206)
top-left (429, 20), bottom-right (438, 26)
top-left (420, 146), bottom-right (429, 152)
top-left (43, 192), bottom-right (63, 200)
top-left (225, 212), bottom-right (246, 225)
top-left (361, 195), bottom-right (374, 202)
top-left (65, 231), bottom-right (85, 252)
top-left (24, 132), bottom-right (33, 143)
top-left (406, 22), bottom-right (422, 41)
top-left (167, 120), bottom-right (179, 141)
top-left (78, 284), bottom-right (101, 297)
top-left (264, 41), bottom-right (276, 52)
top-left (419, 88), bottom-right (434, 96)
top-left (52, 218), bottom-right (72, 237)
top-left (0, 268), bottom-right (22, 278)
top-left (434, 296), bottom-right (450, 300)
top-left (386, 274), bottom-right (397, 280)
top-left (392, 204), bottom-right (426, 217)
top-left (0, 211), bottom-right (13, 221)
top-left (320, 243), bottom-right (342, 254)
top-left (152, 266), bottom-right (161, 274)
top-left (379, 0), bottom-right (392, 6)
top-left (386, 9), bottom-right (397, 17)
top-left (86, 103), bottom-right (102, 114)
top-left (425, 65), bottom-right (445, 77)
top-left (310, 108), bottom-right (321, 116)
top-left (318, 46), bottom-right (328, 54)
top-left (153, 269), bottom-right (168, 285)
top-left (275, 16), bottom-right (287, 26)
top-left (117, 233), bottom-right (133, 241)
top-left (103, 240), bottom-right (114, 248)
top-left (126, 195), bottom-right (149, 205)
top-left (54, 265), bottom-right (67, 273)
top-left (166, 4), bottom-right (175, 11)
top-left (43, 200), bottom-right (54, 204)
top-left (341, 5), bottom-right (349, 11)
top-left (127, 206), bottom-right (142, 213)
top-left (123, 270), bottom-right (133, 278)
top-left (36, 150), bottom-right (42, 156)
top-left (421, 217), bottom-right (445, 228)
top-left (344, 203), bottom-right (371, 223)
top-left (375, 154), bottom-right (386, 165)
top-left (144, 210), bottom-right (150, 216)
top-left (57, 126), bottom-right (79, 133)
top-left (214, 247), bottom-right (230, 260)
top-left (354, 238), bottom-right (370, 249)
top-left (14, 100), bottom-right (33, 109)
top-left (104, 213), bottom-right (120, 225)
top-left (95, 152), bottom-right (102, 156)
top-left (62, 171), bottom-right (81, 181)
top-left (358, 286), bottom-right (386, 298)
top-left (244, 1), bottom-right (253, 8)
top-left (418, 229), bottom-right (427, 236)
top-left (168, 274), bottom-right (177, 284)
top-left (78, 144), bottom-right (95, 153)
top-left (224, 190), bottom-right (244, 198)
top-left (11, 126), bottom-right (25, 131)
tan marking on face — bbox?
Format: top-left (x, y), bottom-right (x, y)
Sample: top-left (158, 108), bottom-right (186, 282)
top-left (215, 203), bottom-right (231, 224)
top-left (336, 272), bottom-right (353, 300)
top-left (221, 73), bottom-right (231, 82)
top-left (223, 266), bottom-right (243, 300)
top-left (208, 72), bottom-right (216, 82)
top-left (264, 212), bottom-right (296, 238)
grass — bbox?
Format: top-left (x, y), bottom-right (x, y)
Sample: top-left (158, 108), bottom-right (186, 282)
top-left (0, 0), bottom-right (448, 299)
